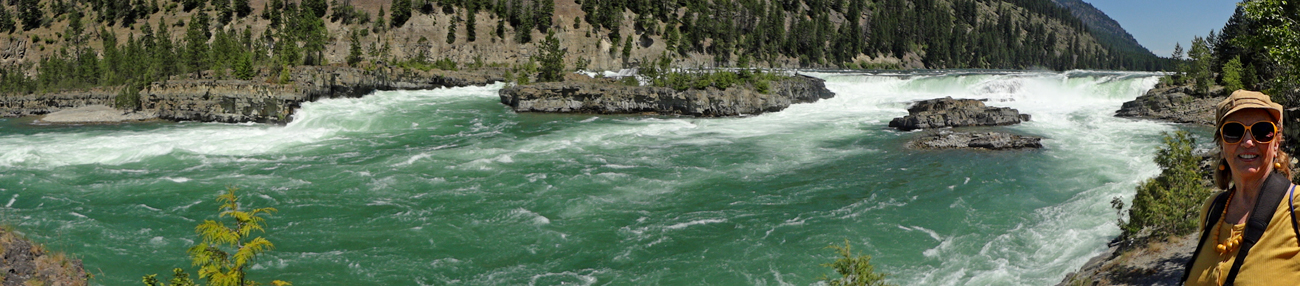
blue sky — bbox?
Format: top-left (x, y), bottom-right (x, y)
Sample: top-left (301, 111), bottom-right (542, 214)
top-left (1085, 0), bottom-right (1241, 57)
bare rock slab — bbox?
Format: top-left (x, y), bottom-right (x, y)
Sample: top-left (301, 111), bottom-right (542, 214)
top-left (909, 130), bottom-right (1044, 150)
top-left (37, 105), bottom-right (157, 123)
top-left (889, 97), bottom-right (1031, 131)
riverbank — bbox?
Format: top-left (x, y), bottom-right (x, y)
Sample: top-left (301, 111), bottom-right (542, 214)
top-left (0, 65), bottom-right (501, 124)
top-left (0, 227), bottom-right (87, 286)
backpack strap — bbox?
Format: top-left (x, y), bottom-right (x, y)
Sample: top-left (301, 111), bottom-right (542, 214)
top-left (1223, 172), bottom-right (1293, 285)
top-left (1290, 184), bottom-right (1298, 248)
top-left (1182, 190), bottom-right (1230, 283)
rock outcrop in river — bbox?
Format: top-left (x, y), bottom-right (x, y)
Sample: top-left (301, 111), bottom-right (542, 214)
top-left (0, 66), bottom-right (501, 123)
top-left (888, 97), bottom-right (1031, 131)
top-left (497, 75), bottom-right (835, 116)
top-left (1115, 84), bottom-right (1222, 125)
top-left (909, 130), bottom-right (1044, 150)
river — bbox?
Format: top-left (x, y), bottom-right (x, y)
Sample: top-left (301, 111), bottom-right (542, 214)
top-left (0, 70), bottom-right (1203, 285)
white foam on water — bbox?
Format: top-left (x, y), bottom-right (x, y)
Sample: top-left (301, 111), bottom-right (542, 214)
top-left (803, 71), bottom-right (1169, 285)
top-left (0, 84), bottom-right (505, 168)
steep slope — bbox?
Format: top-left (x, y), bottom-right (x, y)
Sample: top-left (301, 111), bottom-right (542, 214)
top-left (1051, 0), bottom-right (1154, 56)
top-left (0, 0), bottom-right (1173, 97)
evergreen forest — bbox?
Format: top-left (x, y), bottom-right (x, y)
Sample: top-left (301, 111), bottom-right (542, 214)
top-left (0, 0), bottom-right (1176, 96)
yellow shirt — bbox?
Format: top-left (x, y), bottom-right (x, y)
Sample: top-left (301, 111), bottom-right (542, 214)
top-left (1185, 188), bottom-right (1300, 286)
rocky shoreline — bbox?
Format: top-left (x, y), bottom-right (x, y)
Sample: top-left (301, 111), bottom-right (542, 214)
top-left (498, 74), bottom-right (835, 117)
top-left (0, 66), bottom-right (501, 124)
top-left (0, 228), bottom-right (88, 286)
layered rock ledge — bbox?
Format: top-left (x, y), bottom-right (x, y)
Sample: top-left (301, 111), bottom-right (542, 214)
top-left (888, 97), bottom-right (1031, 131)
top-left (497, 75), bottom-right (835, 116)
top-left (1115, 85), bottom-right (1221, 125)
top-left (0, 66), bottom-right (501, 123)
top-left (908, 130), bottom-right (1044, 150)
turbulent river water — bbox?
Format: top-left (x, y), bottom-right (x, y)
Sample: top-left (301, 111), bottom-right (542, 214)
top-left (0, 71), bottom-right (1208, 285)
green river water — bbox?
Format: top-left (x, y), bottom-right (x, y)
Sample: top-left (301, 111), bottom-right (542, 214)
top-left (0, 71), bottom-right (1208, 285)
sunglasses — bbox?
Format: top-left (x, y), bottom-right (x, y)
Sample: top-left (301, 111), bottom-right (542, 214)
top-left (1221, 121), bottom-right (1278, 144)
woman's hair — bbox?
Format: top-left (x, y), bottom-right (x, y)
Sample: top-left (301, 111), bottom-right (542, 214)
top-left (1214, 124), bottom-right (1294, 190)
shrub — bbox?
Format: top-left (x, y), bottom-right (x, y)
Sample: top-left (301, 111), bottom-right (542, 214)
top-left (712, 71), bottom-right (738, 90)
top-left (755, 79), bottom-right (771, 94)
top-left (821, 240), bottom-right (893, 286)
top-left (667, 72), bottom-right (691, 91)
top-left (114, 82), bottom-right (142, 111)
top-left (691, 73), bottom-right (713, 90)
top-left (1117, 131), bottom-right (1212, 240)
top-left (142, 187), bottom-right (291, 286)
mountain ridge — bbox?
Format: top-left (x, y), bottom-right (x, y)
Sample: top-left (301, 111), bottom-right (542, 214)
top-left (1050, 0), bottom-right (1155, 56)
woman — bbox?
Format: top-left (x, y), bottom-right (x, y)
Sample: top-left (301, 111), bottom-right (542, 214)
top-left (1184, 90), bottom-right (1300, 286)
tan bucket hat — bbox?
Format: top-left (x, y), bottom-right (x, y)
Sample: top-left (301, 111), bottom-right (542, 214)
top-left (1216, 90), bottom-right (1284, 129)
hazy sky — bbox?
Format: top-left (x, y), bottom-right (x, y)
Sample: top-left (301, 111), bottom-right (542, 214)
top-left (1085, 0), bottom-right (1241, 57)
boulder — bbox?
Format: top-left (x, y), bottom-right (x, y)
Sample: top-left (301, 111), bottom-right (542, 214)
top-left (909, 130), bottom-right (1044, 150)
top-left (498, 75), bottom-right (835, 117)
top-left (888, 97), bottom-right (1031, 131)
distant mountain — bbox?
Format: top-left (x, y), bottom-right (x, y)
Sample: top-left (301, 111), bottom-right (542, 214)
top-left (1051, 0), bottom-right (1155, 56)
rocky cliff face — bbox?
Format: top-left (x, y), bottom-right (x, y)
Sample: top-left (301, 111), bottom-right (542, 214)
top-left (0, 66), bottom-right (501, 123)
top-left (888, 97), bottom-right (1032, 131)
top-left (498, 75), bottom-right (834, 117)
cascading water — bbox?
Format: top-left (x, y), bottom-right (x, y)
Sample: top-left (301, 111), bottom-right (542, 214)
top-left (0, 71), bottom-right (1204, 285)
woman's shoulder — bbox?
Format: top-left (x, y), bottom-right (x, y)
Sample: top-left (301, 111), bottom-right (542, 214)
top-left (1200, 190), bottom-right (1228, 229)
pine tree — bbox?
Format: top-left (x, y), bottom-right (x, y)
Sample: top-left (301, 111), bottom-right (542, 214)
top-left (536, 0), bottom-right (553, 32)
top-left (1188, 36), bottom-right (1214, 94)
top-left (1222, 56), bottom-right (1244, 92)
top-left (621, 34), bottom-right (632, 62)
top-left (233, 0), bottom-right (251, 18)
top-left (446, 13), bottom-right (457, 44)
top-left (535, 31), bottom-right (565, 82)
top-left (347, 30), bottom-right (363, 66)
top-left (233, 53), bottom-right (254, 80)
top-left (465, 8), bottom-right (476, 42)
top-left (214, 0), bottom-right (232, 26)
top-left (302, 0), bottom-right (326, 19)
top-left (0, 8), bottom-right (14, 34)
top-left (495, 18), bottom-right (504, 39)
top-left (18, 0), bottom-right (40, 31)
top-left (184, 13), bottom-right (212, 75)
top-left (391, 0), bottom-right (411, 28)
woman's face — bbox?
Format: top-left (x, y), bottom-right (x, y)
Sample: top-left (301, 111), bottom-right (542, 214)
top-left (1222, 109), bottom-right (1281, 184)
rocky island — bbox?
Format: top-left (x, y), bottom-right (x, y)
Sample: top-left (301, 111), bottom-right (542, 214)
top-left (889, 96), bottom-right (1031, 131)
top-left (891, 97), bottom-right (1043, 150)
top-left (1114, 84), bottom-right (1223, 125)
top-left (498, 74), bottom-right (834, 117)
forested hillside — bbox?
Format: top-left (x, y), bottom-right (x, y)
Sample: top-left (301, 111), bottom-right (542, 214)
top-left (1050, 0), bottom-right (1153, 57)
top-left (0, 0), bottom-right (1170, 95)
